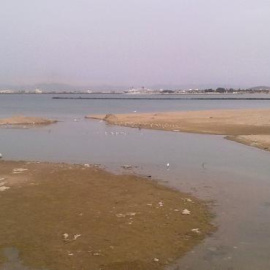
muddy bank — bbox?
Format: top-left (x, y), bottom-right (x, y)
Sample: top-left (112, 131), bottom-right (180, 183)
top-left (0, 116), bottom-right (57, 126)
top-left (87, 109), bottom-right (270, 151)
top-left (0, 161), bottom-right (214, 270)
top-left (226, 135), bottom-right (270, 151)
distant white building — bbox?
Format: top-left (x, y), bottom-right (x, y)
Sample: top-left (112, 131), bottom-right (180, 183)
top-left (35, 88), bottom-right (43, 94)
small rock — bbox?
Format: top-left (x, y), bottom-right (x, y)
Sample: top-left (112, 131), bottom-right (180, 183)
top-left (182, 209), bottom-right (191, 215)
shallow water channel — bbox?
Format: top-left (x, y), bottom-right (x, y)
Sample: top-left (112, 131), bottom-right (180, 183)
top-left (1, 116), bottom-right (270, 270)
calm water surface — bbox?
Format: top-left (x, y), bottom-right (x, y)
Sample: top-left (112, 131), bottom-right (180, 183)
top-left (0, 94), bottom-right (270, 270)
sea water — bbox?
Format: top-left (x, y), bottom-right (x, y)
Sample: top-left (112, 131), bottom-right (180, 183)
top-left (0, 93), bottom-right (270, 270)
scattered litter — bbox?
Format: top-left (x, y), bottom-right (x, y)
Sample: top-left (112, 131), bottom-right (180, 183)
top-left (93, 253), bottom-right (101, 256)
top-left (191, 228), bottom-right (201, 234)
top-left (153, 258), bottom-right (159, 262)
top-left (68, 253), bottom-right (74, 256)
top-left (84, 164), bottom-right (90, 167)
top-left (174, 209), bottom-right (180, 212)
top-left (13, 168), bottom-right (28, 173)
top-left (182, 209), bottom-right (191, 215)
top-left (116, 212), bottom-right (136, 218)
top-left (63, 233), bottom-right (69, 240)
top-left (147, 203), bottom-right (153, 206)
top-left (116, 213), bottom-right (125, 218)
top-left (158, 201), bottom-right (164, 207)
top-left (0, 186), bottom-right (10, 192)
top-left (73, 234), bottom-right (81, 240)
top-left (63, 233), bottom-right (81, 242)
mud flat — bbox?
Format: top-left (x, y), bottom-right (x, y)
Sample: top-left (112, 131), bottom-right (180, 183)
top-left (0, 116), bottom-right (57, 126)
top-left (87, 109), bottom-right (270, 152)
top-left (0, 161), bottom-right (213, 270)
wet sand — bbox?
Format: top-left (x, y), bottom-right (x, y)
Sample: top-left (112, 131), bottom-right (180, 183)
top-left (0, 161), bottom-right (213, 270)
top-left (0, 116), bottom-right (57, 126)
top-left (87, 109), bottom-right (270, 151)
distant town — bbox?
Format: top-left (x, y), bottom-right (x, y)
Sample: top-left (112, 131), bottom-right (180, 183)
top-left (0, 86), bottom-right (270, 95)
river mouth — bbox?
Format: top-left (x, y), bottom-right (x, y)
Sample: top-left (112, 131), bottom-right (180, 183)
top-left (1, 116), bottom-right (270, 269)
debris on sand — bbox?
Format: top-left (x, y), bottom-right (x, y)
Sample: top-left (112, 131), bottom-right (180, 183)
top-left (191, 228), bottom-right (201, 234)
top-left (13, 168), bottom-right (28, 174)
top-left (0, 186), bottom-right (10, 192)
top-left (182, 209), bottom-right (191, 215)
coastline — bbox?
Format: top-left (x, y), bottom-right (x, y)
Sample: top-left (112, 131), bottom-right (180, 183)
top-left (87, 109), bottom-right (270, 151)
top-left (0, 160), bottom-right (214, 270)
top-left (0, 116), bottom-right (57, 126)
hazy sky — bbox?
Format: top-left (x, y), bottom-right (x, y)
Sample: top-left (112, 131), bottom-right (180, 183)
top-left (1, 0), bottom-right (270, 88)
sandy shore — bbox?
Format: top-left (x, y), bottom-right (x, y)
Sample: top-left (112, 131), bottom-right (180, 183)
top-left (0, 161), bottom-right (213, 270)
top-left (87, 109), bottom-right (270, 151)
top-left (226, 135), bottom-right (270, 151)
top-left (0, 116), bottom-right (57, 126)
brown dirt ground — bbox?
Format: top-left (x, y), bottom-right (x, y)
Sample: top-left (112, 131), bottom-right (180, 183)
top-left (86, 109), bottom-right (270, 151)
top-left (0, 116), bottom-right (57, 126)
top-left (0, 161), bottom-right (214, 270)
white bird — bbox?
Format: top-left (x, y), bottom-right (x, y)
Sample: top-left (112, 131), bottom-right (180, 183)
top-left (166, 163), bottom-right (170, 169)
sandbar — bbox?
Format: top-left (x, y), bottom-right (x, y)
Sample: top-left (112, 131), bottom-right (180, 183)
top-left (0, 161), bottom-right (213, 270)
top-left (87, 109), bottom-right (270, 151)
top-left (0, 116), bottom-right (57, 126)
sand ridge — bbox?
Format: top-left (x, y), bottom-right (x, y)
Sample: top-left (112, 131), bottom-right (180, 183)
top-left (87, 109), bottom-right (270, 151)
top-left (0, 116), bottom-right (57, 126)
